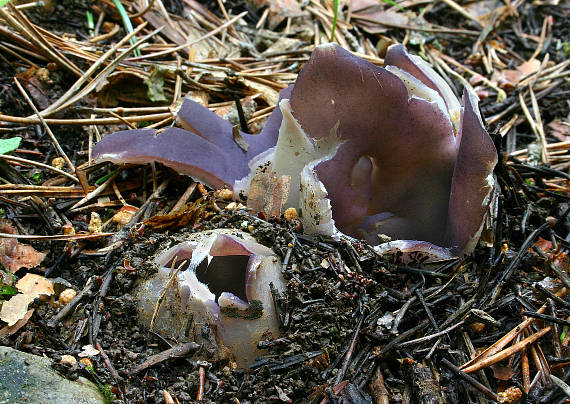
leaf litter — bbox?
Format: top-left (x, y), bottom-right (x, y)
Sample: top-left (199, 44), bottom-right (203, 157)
top-left (0, 0), bottom-right (568, 403)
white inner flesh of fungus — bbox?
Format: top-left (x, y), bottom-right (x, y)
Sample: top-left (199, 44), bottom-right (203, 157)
top-left (234, 99), bottom-right (343, 236)
top-left (385, 65), bottom-right (454, 132)
top-left (235, 99), bottom-right (343, 208)
top-left (408, 54), bottom-right (462, 132)
top-left (298, 122), bottom-right (343, 237)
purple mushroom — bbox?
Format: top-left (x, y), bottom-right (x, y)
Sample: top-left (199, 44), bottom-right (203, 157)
top-left (93, 44), bottom-right (497, 255)
top-left (137, 229), bottom-right (285, 367)
top-left (90, 97), bottom-right (284, 188)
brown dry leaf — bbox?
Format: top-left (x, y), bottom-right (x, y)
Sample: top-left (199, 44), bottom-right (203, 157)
top-left (491, 363), bottom-right (515, 381)
top-left (464, 0), bottom-right (504, 25)
top-left (240, 79), bottom-right (279, 106)
top-left (186, 91), bottom-right (210, 107)
top-left (144, 197), bottom-right (215, 232)
top-left (0, 274), bottom-right (54, 326)
top-left (530, 237), bottom-right (569, 272)
top-left (261, 37), bottom-right (304, 56)
top-left (215, 96), bottom-right (258, 128)
top-left (492, 59), bottom-right (540, 88)
top-left (0, 294), bottom-right (35, 326)
top-left (517, 59), bottom-right (542, 76)
top-left (0, 309), bottom-right (34, 338)
top-left (16, 273), bottom-right (54, 297)
top-left (233, 126), bottom-right (250, 152)
top-left (555, 252), bottom-right (570, 272)
top-left (96, 70), bottom-right (153, 107)
top-left (249, 0), bottom-right (303, 28)
top-left (0, 220), bottom-right (46, 273)
top-left (137, 6), bottom-right (219, 60)
top-left (532, 237), bottom-right (553, 253)
top-left (352, 0), bottom-right (410, 34)
top-left (547, 120), bottom-right (570, 142)
top-left (15, 67), bottom-right (52, 111)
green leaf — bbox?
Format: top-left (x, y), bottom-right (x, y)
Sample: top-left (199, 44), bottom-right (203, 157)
top-left (0, 137), bottom-right (21, 154)
top-left (95, 169), bottom-right (118, 185)
top-left (86, 10), bottom-right (95, 36)
top-left (0, 284), bottom-right (18, 297)
top-left (563, 42), bottom-right (570, 58)
top-left (0, 0), bottom-right (13, 8)
top-left (380, 0), bottom-right (405, 12)
top-left (145, 67), bottom-right (168, 103)
top-left (330, 0), bottom-right (339, 42)
top-left (112, 0), bottom-right (140, 57)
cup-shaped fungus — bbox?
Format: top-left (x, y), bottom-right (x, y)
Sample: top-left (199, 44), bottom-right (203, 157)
top-left (137, 229), bottom-right (285, 367)
top-left (94, 44), bottom-right (497, 256)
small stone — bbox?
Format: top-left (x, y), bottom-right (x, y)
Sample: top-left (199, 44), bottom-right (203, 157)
top-left (112, 205), bottom-right (138, 226)
top-left (62, 223), bottom-right (75, 236)
top-left (60, 355), bottom-right (77, 366)
top-left (59, 288), bottom-right (77, 305)
top-left (0, 346), bottom-right (105, 404)
top-left (126, 351), bottom-right (138, 361)
top-left (216, 189), bottom-right (234, 200)
top-left (52, 157), bottom-right (65, 170)
top-left (87, 212), bottom-right (102, 233)
top-left (283, 207), bottom-right (298, 222)
top-left (498, 386), bottom-right (522, 403)
top-left (546, 216), bottom-right (558, 228)
top-left (225, 202), bottom-right (237, 210)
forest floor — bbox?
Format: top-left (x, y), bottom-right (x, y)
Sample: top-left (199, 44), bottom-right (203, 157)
top-left (0, 0), bottom-right (569, 403)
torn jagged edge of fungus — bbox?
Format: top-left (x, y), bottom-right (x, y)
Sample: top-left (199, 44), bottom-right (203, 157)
top-left (93, 43), bottom-right (497, 258)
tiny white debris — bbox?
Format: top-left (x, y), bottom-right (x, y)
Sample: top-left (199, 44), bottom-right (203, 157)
top-left (79, 344), bottom-right (100, 358)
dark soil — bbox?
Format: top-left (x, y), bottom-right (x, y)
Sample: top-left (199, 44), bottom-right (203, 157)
top-left (0, 0), bottom-right (569, 403)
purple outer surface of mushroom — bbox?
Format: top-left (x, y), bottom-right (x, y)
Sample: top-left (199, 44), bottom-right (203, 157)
top-left (383, 44), bottom-right (461, 129)
top-left (289, 44), bottom-right (458, 246)
top-left (93, 44), bottom-right (497, 255)
top-left (287, 44), bottom-right (497, 254)
top-left (446, 91), bottom-right (498, 253)
top-left (92, 91), bottom-right (289, 188)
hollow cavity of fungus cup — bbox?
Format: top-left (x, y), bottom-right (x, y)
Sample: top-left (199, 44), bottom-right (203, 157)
top-left (94, 43), bottom-right (497, 259)
top-left (137, 229), bottom-right (285, 367)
